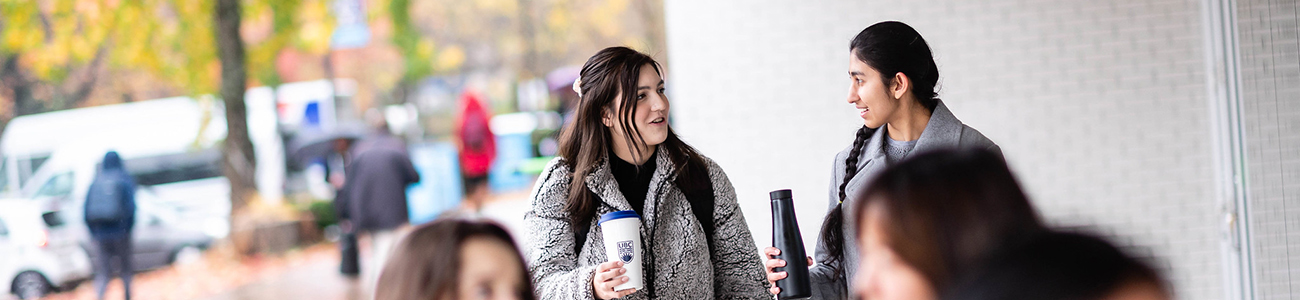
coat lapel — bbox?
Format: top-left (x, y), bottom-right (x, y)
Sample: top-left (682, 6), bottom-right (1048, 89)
top-left (844, 100), bottom-right (964, 202)
top-left (641, 148), bottom-right (676, 237)
top-left (912, 100), bottom-right (963, 153)
top-left (582, 147), bottom-right (677, 218)
top-left (584, 155), bottom-right (634, 212)
top-left (844, 126), bottom-right (887, 201)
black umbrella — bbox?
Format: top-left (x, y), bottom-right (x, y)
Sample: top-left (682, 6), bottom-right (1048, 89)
top-left (288, 122), bottom-right (367, 168)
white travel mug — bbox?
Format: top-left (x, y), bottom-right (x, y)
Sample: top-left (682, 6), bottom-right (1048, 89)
top-left (599, 210), bottom-right (644, 291)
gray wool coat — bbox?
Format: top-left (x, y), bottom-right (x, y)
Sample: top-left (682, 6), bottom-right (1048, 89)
top-left (809, 100), bottom-right (1000, 299)
top-left (524, 149), bottom-right (770, 299)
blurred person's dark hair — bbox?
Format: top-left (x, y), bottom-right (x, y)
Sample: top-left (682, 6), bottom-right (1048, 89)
top-left (853, 148), bottom-right (1046, 291)
top-left (365, 108), bottom-right (389, 132)
top-left (942, 230), bottom-right (1171, 300)
top-left (820, 20), bottom-right (945, 275)
top-left (375, 218), bottom-right (536, 300)
top-left (557, 46), bottom-right (709, 226)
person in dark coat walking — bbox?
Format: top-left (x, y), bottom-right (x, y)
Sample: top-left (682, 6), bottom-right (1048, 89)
top-left (84, 151), bottom-right (136, 300)
top-left (342, 122), bottom-right (420, 294)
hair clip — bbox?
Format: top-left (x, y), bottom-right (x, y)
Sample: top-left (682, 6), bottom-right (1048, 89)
top-left (572, 78), bottom-right (583, 97)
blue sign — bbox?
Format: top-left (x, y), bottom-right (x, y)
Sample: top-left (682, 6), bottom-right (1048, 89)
top-left (406, 142), bottom-right (464, 225)
top-left (331, 0), bottom-right (370, 49)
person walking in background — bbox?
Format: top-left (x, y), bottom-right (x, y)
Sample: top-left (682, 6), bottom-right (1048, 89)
top-left (525, 46), bottom-right (769, 300)
top-left (850, 148), bottom-right (1045, 300)
top-left (344, 115), bottom-right (421, 296)
top-left (84, 151), bottom-right (137, 300)
top-left (763, 21), bottom-right (1001, 299)
top-left (376, 218), bottom-right (536, 300)
top-left (327, 137), bottom-right (362, 276)
top-left (352, 109), bottom-right (408, 156)
top-left (457, 90), bottom-right (496, 213)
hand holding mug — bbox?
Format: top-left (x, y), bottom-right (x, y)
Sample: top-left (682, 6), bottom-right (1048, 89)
top-left (593, 261), bottom-right (637, 299)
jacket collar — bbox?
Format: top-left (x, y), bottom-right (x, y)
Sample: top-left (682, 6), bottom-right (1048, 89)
top-left (860, 99), bottom-right (965, 170)
top-left (583, 147), bottom-right (677, 213)
top-left (843, 100), bottom-right (966, 214)
top-left (913, 100), bottom-right (963, 153)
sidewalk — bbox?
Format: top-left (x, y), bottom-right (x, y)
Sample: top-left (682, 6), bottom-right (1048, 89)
top-left (38, 243), bottom-right (343, 300)
top-left (198, 256), bottom-right (362, 300)
top-left (193, 189), bottom-right (534, 300)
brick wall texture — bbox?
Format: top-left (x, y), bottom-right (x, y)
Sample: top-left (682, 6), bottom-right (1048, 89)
top-left (1237, 0), bottom-right (1300, 298)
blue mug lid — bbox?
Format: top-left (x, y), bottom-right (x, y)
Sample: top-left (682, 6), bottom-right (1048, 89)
top-left (598, 210), bottom-right (641, 225)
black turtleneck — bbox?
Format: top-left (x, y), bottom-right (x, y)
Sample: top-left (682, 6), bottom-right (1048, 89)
top-left (609, 147), bottom-right (657, 217)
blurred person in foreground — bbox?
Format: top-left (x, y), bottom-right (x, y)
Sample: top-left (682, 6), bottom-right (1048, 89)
top-left (343, 111), bottom-right (421, 292)
top-left (457, 90), bottom-right (496, 213)
top-left (850, 148), bottom-right (1045, 300)
top-left (84, 151), bottom-right (137, 300)
top-left (375, 218), bottom-right (536, 300)
top-left (943, 230), bottom-right (1171, 300)
top-left (525, 46), bottom-right (768, 299)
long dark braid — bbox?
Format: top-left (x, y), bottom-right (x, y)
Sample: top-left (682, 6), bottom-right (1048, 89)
top-left (818, 125), bottom-right (872, 277)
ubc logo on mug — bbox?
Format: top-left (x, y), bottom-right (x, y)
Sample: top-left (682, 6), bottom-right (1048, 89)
top-left (617, 240), bottom-right (635, 263)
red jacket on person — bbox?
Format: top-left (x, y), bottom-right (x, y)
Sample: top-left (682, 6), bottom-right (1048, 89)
top-left (457, 91), bottom-right (496, 177)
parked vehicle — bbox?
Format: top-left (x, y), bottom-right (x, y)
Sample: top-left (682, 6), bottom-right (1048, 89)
top-left (23, 144), bottom-right (231, 240)
top-left (0, 97), bottom-right (227, 199)
top-left (81, 193), bottom-right (214, 272)
top-left (0, 202), bottom-right (92, 299)
top-left (0, 79), bottom-right (356, 203)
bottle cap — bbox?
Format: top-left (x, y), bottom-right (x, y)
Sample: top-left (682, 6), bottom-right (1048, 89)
top-left (769, 189), bottom-right (793, 200)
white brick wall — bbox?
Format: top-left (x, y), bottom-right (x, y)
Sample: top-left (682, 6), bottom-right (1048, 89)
top-left (664, 0), bottom-right (1224, 299)
top-left (1236, 0), bottom-right (1300, 298)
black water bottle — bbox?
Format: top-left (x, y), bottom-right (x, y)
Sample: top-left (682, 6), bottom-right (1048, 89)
top-left (770, 189), bottom-right (810, 299)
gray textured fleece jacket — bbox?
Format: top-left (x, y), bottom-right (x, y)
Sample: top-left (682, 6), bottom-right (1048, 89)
top-left (524, 149), bottom-right (770, 299)
top-left (810, 100), bottom-right (1000, 299)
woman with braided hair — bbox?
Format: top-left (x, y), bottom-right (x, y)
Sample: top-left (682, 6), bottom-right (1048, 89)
top-left (762, 21), bottom-right (1001, 299)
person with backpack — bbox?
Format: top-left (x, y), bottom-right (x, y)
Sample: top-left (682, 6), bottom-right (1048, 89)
top-left (84, 151), bottom-right (137, 300)
top-left (524, 47), bottom-right (769, 299)
top-left (456, 90), bottom-right (496, 213)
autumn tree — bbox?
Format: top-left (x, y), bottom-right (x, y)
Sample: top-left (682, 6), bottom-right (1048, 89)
top-left (1, 0), bottom-right (334, 240)
top-left (0, 0), bottom-right (159, 116)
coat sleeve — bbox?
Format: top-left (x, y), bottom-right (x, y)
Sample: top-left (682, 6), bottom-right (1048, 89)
top-left (398, 153), bottom-right (420, 185)
top-left (808, 153), bottom-right (849, 299)
top-left (704, 159), bottom-right (772, 299)
top-left (524, 158), bottom-right (598, 300)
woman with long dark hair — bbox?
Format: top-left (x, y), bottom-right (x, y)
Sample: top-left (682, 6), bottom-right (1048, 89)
top-left (525, 46), bottom-right (769, 299)
top-left (763, 21), bottom-right (1002, 299)
top-left (851, 148), bottom-right (1043, 300)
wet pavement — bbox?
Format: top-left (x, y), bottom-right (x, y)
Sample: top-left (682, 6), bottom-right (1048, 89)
top-left (194, 190), bottom-right (532, 300)
top-left (199, 258), bottom-right (364, 300)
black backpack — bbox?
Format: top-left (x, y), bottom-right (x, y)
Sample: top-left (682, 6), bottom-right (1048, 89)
top-left (85, 178), bottom-right (129, 224)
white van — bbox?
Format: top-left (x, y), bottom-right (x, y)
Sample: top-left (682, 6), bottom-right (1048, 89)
top-left (25, 144), bottom-right (232, 239)
top-left (0, 97), bottom-right (228, 199)
top-left (0, 79), bottom-right (355, 204)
